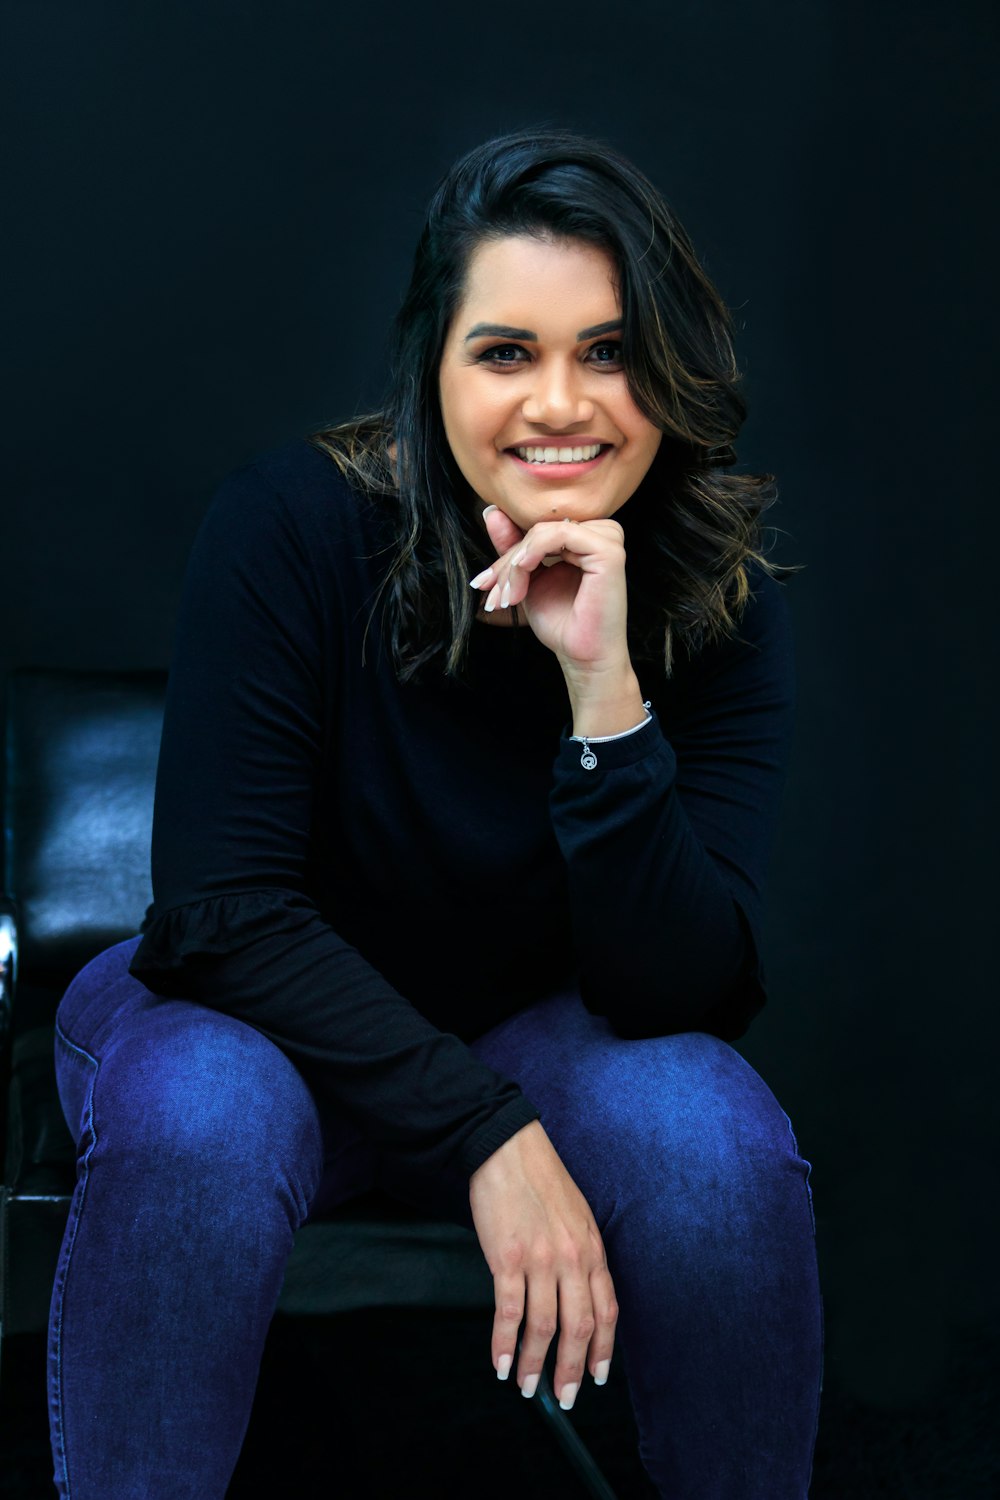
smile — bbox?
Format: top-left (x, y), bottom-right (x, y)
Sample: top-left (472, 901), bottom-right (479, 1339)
top-left (515, 443), bottom-right (602, 463)
top-left (506, 444), bottom-right (611, 477)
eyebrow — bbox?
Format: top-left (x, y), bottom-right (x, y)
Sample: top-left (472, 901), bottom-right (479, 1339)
top-left (463, 318), bottom-right (623, 343)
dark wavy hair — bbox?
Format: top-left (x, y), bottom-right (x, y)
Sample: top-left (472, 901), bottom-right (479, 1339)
top-left (311, 127), bottom-right (794, 681)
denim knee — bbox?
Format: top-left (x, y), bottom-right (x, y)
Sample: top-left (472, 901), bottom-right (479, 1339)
top-left (556, 1029), bottom-right (811, 1232)
top-left (55, 959), bottom-right (326, 1234)
top-left (118, 1013), bottom-right (319, 1199)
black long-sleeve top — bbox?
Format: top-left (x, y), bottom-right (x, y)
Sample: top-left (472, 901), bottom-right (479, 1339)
top-left (130, 438), bottom-right (796, 1183)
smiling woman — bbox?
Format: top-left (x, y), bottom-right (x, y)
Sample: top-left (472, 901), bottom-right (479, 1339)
top-left (47, 127), bottom-right (822, 1500)
top-left (315, 130), bottom-right (784, 682)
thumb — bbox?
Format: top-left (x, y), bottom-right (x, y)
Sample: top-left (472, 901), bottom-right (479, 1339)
top-left (483, 504), bottom-right (524, 558)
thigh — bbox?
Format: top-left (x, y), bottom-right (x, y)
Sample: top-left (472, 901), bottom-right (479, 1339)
top-left (467, 987), bottom-right (815, 1237)
top-left (55, 936), bottom-right (376, 1220)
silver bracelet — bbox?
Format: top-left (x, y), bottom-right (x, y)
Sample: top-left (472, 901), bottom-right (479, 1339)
top-left (569, 701), bottom-right (652, 770)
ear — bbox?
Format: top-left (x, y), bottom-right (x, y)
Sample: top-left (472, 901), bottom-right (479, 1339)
top-left (483, 504), bottom-right (524, 557)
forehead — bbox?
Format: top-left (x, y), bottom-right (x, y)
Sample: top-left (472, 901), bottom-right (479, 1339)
top-left (455, 235), bottom-right (620, 323)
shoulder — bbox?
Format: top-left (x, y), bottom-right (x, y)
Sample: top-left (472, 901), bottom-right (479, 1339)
top-left (181, 438), bottom-right (396, 627)
top-left (205, 437), bottom-right (385, 548)
top-left (674, 559), bottom-right (796, 708)
top-left (731, 559), bottom-right (794, 662)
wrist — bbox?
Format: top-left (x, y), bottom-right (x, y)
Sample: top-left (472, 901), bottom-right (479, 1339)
top-left (562, 661), bottom-right (645, 738)
top-left (469, 1120), bottom-right (550, 1189)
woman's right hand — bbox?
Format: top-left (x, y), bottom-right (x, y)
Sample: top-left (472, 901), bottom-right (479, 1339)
top-left (468, 1119), bottom-right (619, 1407)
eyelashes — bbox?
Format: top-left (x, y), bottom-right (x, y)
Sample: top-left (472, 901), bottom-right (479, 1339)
top-left (586, 342), bottom-right (625, 369)
top-left (475, 341), bottom-right (624, 371)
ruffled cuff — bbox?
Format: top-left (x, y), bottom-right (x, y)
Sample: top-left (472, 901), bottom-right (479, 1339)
top-left (129, 888), bottom-right (317, 997)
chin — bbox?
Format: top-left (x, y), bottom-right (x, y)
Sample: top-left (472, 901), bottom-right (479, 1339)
top-left (528, 497), bottom-right (618, 524)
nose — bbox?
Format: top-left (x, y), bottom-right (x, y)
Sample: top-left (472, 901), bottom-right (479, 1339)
top-left (520, 358), bottom-right (594, 428)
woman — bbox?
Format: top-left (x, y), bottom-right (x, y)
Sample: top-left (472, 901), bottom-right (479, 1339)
top-left (49, 128), bottom-right (823, 1497)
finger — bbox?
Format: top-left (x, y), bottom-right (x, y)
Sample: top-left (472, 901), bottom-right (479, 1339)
top-left (588, 1262), bottom-right (619, 1386)
top-left (508, 518), bottom-right (625, 576)
top-left (483, 504), bottom-right (525, 558)
top-left (552, 1270), bottom-right (597, 1411)
top-left (491, 1267), bottom-right (526, 1383)
top-left (480, 545), bottom-right (560, 610)
top-left (502, 535), bottom-right (605, 607)
top-left (474, 517), bottom-right (622, 608)
top-left (468, 506), bottom-right (526, 596)
top-left (517, 1272), bottom-right (558, 1400)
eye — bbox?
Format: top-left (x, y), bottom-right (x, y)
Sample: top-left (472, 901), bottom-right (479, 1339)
top-left (586, 341), bottom-right (624, 368)
top-left (477, 343), bottom-right (530, 368)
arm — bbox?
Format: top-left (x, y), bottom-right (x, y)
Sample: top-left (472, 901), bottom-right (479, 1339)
top-left (473, 504), bottom-right (795, 1040)
top-left (550, 567), bottom-right (796, 1039)
top-left (130, 455), bottom-right (539, 1181)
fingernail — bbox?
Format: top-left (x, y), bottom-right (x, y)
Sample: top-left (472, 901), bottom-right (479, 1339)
top-left (484, 583), bottom-right (500, 613)
top-left (559, 1382), bottom-right (579, 1411)
top-left (521, 1372), bottom-right (539, 1399)
top-left (469, 568), bottom-right (492, 588)
top-left (500, 580), bottom-right (511, 609)
top-left (594, 1360), bottom-right (611, 1386)
top-left (510, 546), bottom-right (527, 568)
top-left (482, 505), bottom-right (498, 518)
top-left (496, 1353), bottom-right (512, 1381)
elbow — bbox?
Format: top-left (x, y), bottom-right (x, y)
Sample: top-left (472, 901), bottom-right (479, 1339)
top-left (581, 967), bottom-right (767, 1043)
top-left (577, 899), bottom-right (768, 1042)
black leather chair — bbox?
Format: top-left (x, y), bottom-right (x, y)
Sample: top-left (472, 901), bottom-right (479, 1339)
top-left (0, 668), bottom-right (617, 1496)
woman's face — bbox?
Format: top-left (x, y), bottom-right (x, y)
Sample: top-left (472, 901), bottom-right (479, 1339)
top-left (438, 234), bottom-right (662, 533)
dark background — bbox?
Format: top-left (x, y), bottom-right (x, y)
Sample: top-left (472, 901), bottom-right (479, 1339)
top-left (3, 0), bottom-right (998, 1492)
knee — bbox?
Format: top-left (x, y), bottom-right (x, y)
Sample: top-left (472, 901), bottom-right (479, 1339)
top-left (92, 1004), bottom-right (324, 1212)
top-left (584, 1031), bottom-right (804, 1211)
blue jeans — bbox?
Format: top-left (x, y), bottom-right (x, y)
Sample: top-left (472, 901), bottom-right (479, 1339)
top-left (48, 937), bottom-right (823, 1498)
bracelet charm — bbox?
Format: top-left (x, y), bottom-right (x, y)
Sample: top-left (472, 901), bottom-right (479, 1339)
top-left (570, 702), bottom-right (652, 772)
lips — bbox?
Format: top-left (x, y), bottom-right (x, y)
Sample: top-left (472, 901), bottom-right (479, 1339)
top-left (504, 438), bottom-right (610, 451)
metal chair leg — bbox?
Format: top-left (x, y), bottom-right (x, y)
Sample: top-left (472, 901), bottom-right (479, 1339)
top-left (531, 1365), bottom-right (619, 1500)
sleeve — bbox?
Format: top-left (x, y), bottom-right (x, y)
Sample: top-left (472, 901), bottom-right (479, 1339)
top-left (548, 566), bottom-right (796, 1041)
top-left (129, 460), bottom-right (540, 1181)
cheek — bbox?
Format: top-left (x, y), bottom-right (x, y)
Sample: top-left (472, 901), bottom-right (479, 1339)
top-left (442, 380), bottom-right (479, 441)
top-left (455, 392), bottom-right (506, 455)
top-left (633, 422), bottom-right (662, 464)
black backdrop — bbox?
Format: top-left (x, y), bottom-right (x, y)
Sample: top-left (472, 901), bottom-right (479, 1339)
top-left (5, 0), bottom-right (998, 1451)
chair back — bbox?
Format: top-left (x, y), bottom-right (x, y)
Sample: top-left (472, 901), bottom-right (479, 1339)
top-left (3, 669), bottom-right (166, 991)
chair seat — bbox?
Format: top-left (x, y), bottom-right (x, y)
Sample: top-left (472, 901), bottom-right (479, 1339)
top-left (280, 1212), bottom-right (492, 1315)
top-left (6, 1024), bottom-right (76, 1199)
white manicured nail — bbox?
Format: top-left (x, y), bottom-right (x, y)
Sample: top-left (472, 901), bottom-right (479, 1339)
top-left (594, 1360), bottom-right (610, 1386)
top-left (484, 584), bottom-right (500, 613)
top-left (521, 1372), bottom-right (539, 1398)
top-left (500, 580), bottom-right (511, 609)
top-left (559, 1382), bottom-right (579, 1411)
top-left (496, 1353), bottom-right (512, 1380)
top-left (469, 569), bottom-right (493, 588)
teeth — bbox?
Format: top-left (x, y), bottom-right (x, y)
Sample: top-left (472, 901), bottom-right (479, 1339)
top-left (514, 443), bottom-right (603, 464)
